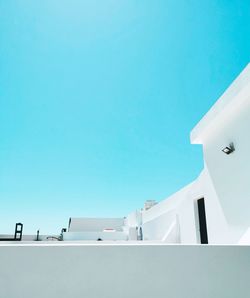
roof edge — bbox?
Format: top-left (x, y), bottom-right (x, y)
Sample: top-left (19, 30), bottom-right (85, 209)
top-left (190, 63), bottom-right (250, 144)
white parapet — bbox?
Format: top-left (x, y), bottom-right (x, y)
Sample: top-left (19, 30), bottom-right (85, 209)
top-left (0, 243), bottom-right (249, 298)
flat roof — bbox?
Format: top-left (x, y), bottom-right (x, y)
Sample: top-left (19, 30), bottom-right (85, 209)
top-left (190, 63), bottom-right (250, 144)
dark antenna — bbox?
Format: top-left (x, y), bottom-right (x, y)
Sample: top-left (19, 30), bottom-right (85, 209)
top-left (36, 229), bottom-right (40, 241)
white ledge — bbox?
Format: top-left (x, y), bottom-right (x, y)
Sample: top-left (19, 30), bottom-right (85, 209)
top-left (191, 63), bottom-right (250, 144)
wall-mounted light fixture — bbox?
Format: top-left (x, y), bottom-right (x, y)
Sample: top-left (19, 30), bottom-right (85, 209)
top-left (222, 142), bottom-right (235, 155)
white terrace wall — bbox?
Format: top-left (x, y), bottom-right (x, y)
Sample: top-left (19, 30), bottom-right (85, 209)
top-left (140, 183), bottom-right (199, 244)
top-left (0, 243), bottom-right (249, 298)
top-left (138, 168), bottom-right (232, 244)
top-left (129, 154), bottom-right (237, 245)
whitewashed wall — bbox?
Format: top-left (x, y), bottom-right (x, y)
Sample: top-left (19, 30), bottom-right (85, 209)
top-left (201, 99), bottom-right (250, 242)
top-left (138, 164), bottom-right (238, 244)
top-left (0, 243), bottom-right (249, 298)
top-left (140, 181), bottom-right (204, 244)
top-left (189, 64), bottom-right (250, 244)
top-left (136, 165), bottom-right (237, 244)
top-left (198, 168), bottom-right (231, 243)
top-left (68, 218), bottom-right (125, 232)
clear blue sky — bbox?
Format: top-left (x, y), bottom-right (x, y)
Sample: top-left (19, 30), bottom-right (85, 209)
top-left (0, 1), bottom-right (249, 234)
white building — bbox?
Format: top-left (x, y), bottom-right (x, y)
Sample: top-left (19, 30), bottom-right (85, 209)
top-left (1, 64), bottom-right (250, 297)
top-left (61, 63), bottom-right (250, 246)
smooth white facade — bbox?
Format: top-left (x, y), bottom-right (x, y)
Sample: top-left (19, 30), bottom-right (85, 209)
top-left (0, 243), bottom-right (249, 298)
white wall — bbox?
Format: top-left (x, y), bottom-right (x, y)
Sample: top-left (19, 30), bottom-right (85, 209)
top-left (0, 243), bottom-right (249, 298)
top-left (138, 165), bottom-right (238, 244)
top-left (68, 218), bottom-right (125, 232)
top-left (202, 98), bottom-right (250, 241)
top-left (126, 210), bottom-right (142, 227)
top-left (140, 183), bottom-right (199, 244)
top-left (188, 64), bottom-right (250, 243)
top-left (198, 168), bottom-right (231, 243)
top-left (63, 231), bottom-right (127, 241)
top-left (142, 210), bottom-right (177, 241)
top-left (134, 164), bottom-right (237, 244)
